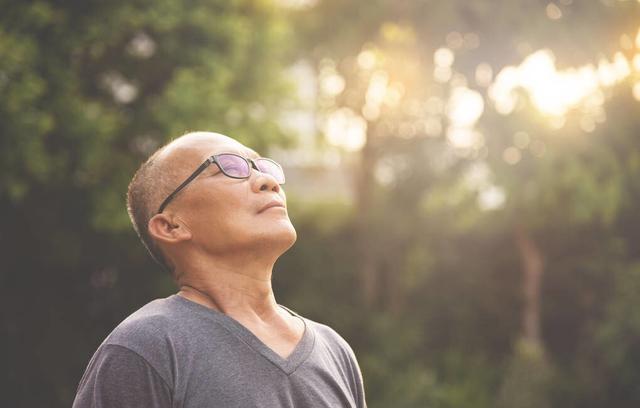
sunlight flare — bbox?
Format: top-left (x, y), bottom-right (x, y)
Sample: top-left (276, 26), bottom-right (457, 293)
top-left (489, 49), bottom-right (633, 119)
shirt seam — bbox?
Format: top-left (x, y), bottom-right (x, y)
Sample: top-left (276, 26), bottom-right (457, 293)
top-left (102, 343), bottom-right (174, 396)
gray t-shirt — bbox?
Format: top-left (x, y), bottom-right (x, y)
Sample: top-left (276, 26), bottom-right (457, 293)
top-left (73, 295), bottom-right (367, 408)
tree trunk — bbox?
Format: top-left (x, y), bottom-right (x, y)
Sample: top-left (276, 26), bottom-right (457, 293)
top-left (497, 226), bottom-right (551, 408)
top-left (514, 225), bottom-right (544, 346)
top-left (354, 131), bottom-right (378, 307)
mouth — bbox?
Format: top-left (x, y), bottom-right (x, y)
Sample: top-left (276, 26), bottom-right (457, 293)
top-left (258, 201), bottom-right (286, 214)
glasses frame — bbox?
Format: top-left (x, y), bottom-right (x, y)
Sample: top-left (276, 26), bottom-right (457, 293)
top-left (157, 153), bottom-right (285, 214)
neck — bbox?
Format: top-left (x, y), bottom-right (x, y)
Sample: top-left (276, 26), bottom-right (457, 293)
top-left (175, 254), bottom-right (282, 323)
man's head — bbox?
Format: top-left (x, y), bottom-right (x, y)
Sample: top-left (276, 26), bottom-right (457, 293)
top-left (126, 132), bottom-right (296, 275)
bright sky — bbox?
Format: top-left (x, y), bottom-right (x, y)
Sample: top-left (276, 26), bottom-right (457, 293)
top-left (321, 26), bottom-right (640, 152)
top-left (312, 24), bottom-right (640, 210)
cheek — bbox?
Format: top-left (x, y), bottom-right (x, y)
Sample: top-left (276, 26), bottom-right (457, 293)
top-left (188, 190), bottom-right (251, 235)
top-left (190, 182), bottom-right (248, 216)
top-left (197, 201), bottom-right (242, 224)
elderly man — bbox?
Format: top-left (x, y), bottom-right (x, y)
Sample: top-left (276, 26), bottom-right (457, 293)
top-left (73, 132), bottom-right (367, 407)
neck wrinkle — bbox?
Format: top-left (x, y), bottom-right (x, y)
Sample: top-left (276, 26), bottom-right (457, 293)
top-left (172, 244), bottom-right (290, 325)
top-left (177, 270), bottom-right (281, 323)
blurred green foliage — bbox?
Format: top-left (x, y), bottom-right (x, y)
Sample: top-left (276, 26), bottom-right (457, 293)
top-left (1, 0), bottom-right (293, 406)
top-left (2, 0), bottom-right (640, 407)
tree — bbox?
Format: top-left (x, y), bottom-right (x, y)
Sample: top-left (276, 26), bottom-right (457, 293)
top-left (290, 1), bottom-right (640, 406)
top-left (0, 1), bottom-right (294, 406)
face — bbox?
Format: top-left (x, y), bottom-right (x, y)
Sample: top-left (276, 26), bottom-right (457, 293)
top-left (156, 132), bottom-right (296, 258)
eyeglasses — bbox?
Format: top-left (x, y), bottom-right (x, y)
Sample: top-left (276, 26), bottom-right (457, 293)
top-left (157, 153), bottom-right (285, 214)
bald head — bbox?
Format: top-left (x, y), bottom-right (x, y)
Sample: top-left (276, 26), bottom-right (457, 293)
top-left (159, 132), bottom-right (254, 160)
top-left (126, 131), bottom-right (250, 271)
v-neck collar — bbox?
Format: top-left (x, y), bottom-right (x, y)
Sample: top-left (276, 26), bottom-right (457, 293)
top-left (169, 294), bottom-right (316, 375)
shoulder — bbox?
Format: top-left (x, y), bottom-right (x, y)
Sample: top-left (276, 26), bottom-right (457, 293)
top-left (306, 318), bottom-right (354, 350)
top-left (302, 316), bottom-right (367, 407)
top-left (104, 297), bottom-right (179, 351)
top-left (304, 317), bottom-right (360, 365)
top-left (73, 343), bottom-right (173, 407)
top-left (94, 296), bottom-right (187, 386)
top-left (279, 305), bottom-right (359, 363)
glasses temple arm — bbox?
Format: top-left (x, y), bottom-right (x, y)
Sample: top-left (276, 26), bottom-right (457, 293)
top-left (157, 158), bottom-right (213, 213)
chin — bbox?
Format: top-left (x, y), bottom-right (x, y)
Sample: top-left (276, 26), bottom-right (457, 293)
top-left (274, 221), bottom-right (298, 250)
top-left (282, 224), bottom-right (297, 250)
top-left (254, 221), bottom-right (297, 254)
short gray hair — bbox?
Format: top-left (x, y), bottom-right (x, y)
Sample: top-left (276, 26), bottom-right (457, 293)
top-left (126, 145), bottom-right (176, 272)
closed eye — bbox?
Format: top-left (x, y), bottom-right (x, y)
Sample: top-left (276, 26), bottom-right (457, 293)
top-left (203, 167), bottom-right (222, 177)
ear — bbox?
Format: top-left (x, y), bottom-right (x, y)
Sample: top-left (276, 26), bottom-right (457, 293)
top-left (148, 213), bottom-right (192, 244)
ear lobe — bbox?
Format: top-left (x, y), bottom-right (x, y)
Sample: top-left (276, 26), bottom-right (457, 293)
top-left (148, 214), bottom-right (192, 244)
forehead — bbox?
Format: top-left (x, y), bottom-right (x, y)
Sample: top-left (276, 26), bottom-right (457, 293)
top-left (162, 132), bottom-right (260, 164)
top-left (199, 139), bottom-right (260, 160)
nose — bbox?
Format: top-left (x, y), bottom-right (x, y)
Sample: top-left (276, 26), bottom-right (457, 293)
top-left (251, 169), bottom-right (280, 193)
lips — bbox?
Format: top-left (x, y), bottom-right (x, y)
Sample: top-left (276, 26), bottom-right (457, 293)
top-left (258, 200), bottom-right (285, 214)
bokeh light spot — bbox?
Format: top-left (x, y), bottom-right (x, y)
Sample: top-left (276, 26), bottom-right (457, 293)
top-left (434, 66), bottom-right (453, 83)
top-left (366, 70), bottom-right (389, 108)
top-left (447, 87), bottom-right (485, 127)
top-left (358, 49), bottom-right (376, 70)
top-left (503, 147), bottom-right (522, 164)
top-left (633, 82), bottom-right (640, 101)
top-left (632, 54), bottom-right (640, 71)
top-left (434, 47), bottom-right (455, 68)
top-left (546, 3), bottom-right (563, 20)
top-left (478, 185), bottom-right (506, 211)
top-left (447, 127), bottom-right (484, 149)
top-left (475, 63), bottom-right (494, 87)
top-left (320, 72), bottom-right (345, 96)
top-left (324, 108), bottom-right (367, 151)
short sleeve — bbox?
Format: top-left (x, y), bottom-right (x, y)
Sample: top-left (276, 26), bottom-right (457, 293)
top-left (343, 341), bottom-right (367, 408)
top-left (73, 344), bottom-right (172, 408)
top-left (316, 322), bottom-right (368, 408)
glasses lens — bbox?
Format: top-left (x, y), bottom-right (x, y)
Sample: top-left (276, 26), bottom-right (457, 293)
top-left (217, 154), bottom-right (250, 178)
top-left (256, 158), bottom-right (285, 184)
